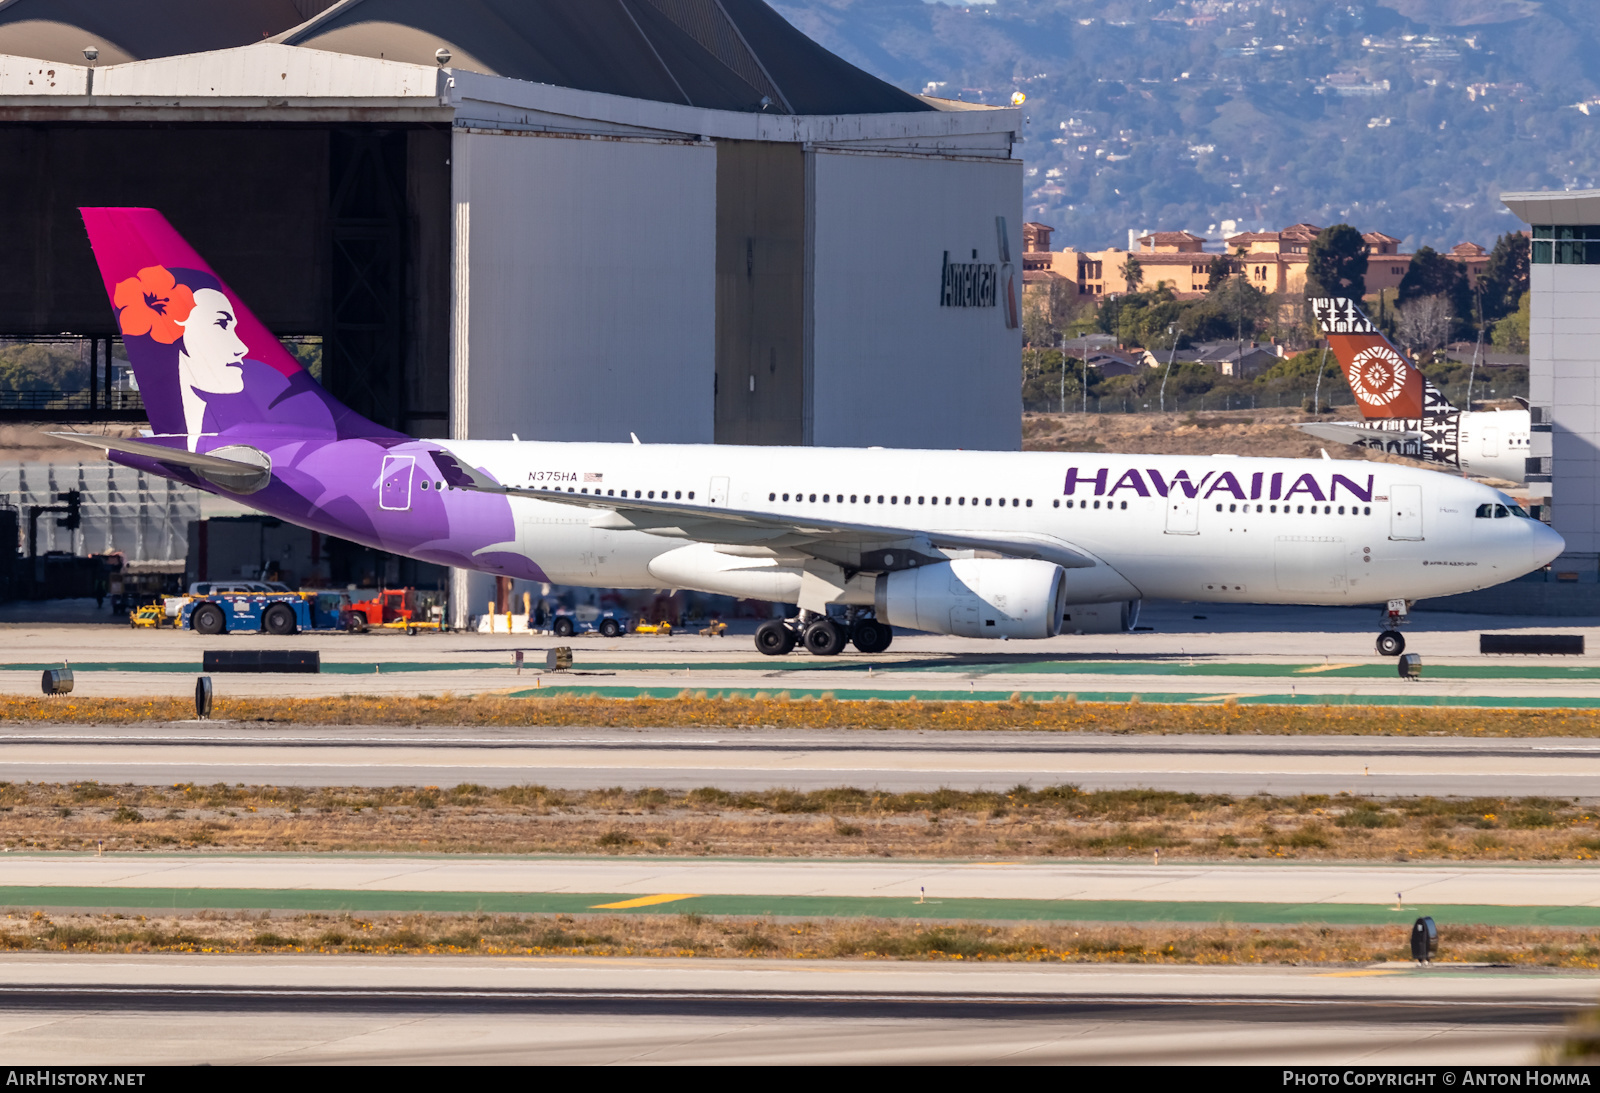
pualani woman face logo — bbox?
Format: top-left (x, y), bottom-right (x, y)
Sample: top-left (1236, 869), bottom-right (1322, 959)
top-left (113, 265), bottom-right (247, 445)
top-left (178, 287), bottom-right (247, 395)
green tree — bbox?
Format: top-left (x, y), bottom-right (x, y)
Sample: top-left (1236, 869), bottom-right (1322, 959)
top-left (1204, 254), bottom-right (1233, 291)
top-left (1478, 233), bottom-right (1530, 325)
top-left (1120, 256), bottom-right (1145, 293)
top-left (0, 344), bottom-right (86, 392)
top-left (1492, 291), bottom-right (1530, 353)
top-left (1304, 223), bottom-right (1368, 302)
top-left (1183, 276), bottom-right (1271, 343)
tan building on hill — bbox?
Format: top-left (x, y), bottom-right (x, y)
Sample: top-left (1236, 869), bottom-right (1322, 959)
top-left (1022, 221), bottom-right (1495, 322)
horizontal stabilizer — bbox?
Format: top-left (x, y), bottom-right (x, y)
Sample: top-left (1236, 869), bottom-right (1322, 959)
top-left (49, 432), bottom-right (273, 494)
top-left (1295, 422), bottom-right (1423, 447)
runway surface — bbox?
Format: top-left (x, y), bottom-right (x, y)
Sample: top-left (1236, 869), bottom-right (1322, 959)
top-left (4, 855), bottom-right (1599, 925)
top-left (0, 955), bottom-right (1586, 1064)
top-left (11, 723), bottom-right (1600, 795)
top-left (2, 601), bottom-right (1599, 706)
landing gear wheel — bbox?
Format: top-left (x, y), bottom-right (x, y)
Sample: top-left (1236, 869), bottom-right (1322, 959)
top-left (598, 617), bottom-right (621, 638)
top-left (803, 618), bottom-right (847, 657)
top-left (192, 603), bottom-right (225, 636)
top-left (755, 619), bottom-right (796, 656)
top-left (262, 603), bottom-right (297, 636)
top-left (1376, 630), bottom-right (1406, 657)
top-left (553, 616), bottom-right (575, 638)
top-left (850, 618), bottom-right (893, 654)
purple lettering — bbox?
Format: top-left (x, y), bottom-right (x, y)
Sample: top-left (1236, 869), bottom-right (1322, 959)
top-left (1283, 473), bottom-right (1327, 502)
top-left (1108, 469), bottom-right (1150, 497)
top-left (1270, 472), bottom-right (1283, 501)
top-left (1064, 467), bottom-right (1109, 496)
top-left (1331, 474), bottom-right (1374, 502)
top-left (1203, 471), bottom-right (1247, 500)
top-left (1165, 470), bottom-right (1215, 499)
top-left (1146, 470), bottom-right (1172, 498)
top-left (1250, 472), bottom-right (1263, 500)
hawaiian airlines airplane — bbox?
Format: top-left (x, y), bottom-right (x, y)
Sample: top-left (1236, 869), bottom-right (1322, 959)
top-left (1300, 297), bottom-right (1532, 487)
top-left (58, 210), bottom-right (1562, 659)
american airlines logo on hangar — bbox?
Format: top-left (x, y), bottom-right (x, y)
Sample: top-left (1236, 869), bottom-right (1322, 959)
top-left (938, 216), bottom-right (1020, 329)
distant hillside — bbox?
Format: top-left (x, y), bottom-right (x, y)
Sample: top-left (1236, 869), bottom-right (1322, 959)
top-left (772, 0), bottom-right (1600, 251)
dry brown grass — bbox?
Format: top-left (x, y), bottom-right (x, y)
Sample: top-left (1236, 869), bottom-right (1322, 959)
top-left (6, 782), bottom-right (1597, 861)
top-left (4, 908), bottom-right (1597, 967)
top-left (1020, 407), bottom-right (1430, 466)
top-left (7, 693), bottom-right (1600, 736)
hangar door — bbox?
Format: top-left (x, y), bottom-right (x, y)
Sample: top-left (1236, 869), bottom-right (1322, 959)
top-left (714, 140), bottom-right (806, 446)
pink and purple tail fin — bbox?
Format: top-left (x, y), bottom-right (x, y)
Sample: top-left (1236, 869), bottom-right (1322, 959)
top-left (79, 207), bottom-right (396, 441)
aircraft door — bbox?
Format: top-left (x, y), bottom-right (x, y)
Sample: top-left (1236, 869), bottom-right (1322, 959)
top-left (709, 477), bottom-right (729, 506)
top-left (379, 455), bottom-right (414, 511)
top-left (1481, 427), bottom-right (1499, 458)
top-left (1164, 495), bottom-right (1199, 535)
top-left (1389, 484), bottom-right (1424, 541)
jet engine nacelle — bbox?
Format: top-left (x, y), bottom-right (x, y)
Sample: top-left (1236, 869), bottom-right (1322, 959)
top-left (875, 558), bottom-right (1067, 639)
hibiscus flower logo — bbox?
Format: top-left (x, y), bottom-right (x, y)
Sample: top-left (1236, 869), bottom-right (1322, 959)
top-left (113, 266), bottom-right (195, 344)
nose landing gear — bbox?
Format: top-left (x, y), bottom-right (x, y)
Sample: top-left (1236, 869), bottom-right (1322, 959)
top-left (1376, 598), bottom-right (1410, 657)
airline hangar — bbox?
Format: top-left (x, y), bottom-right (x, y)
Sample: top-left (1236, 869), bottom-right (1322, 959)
top-left (0, 0), bottom-right (1023, 457)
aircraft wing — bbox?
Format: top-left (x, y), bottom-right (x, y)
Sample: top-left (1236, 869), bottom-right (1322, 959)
top-left (1295, 422), bottom-right (1423, 447)
top-left (427, 447), bottom-right (1097, 570)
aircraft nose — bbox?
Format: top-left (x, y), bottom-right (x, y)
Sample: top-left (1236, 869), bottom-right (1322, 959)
top-left (1530, 519), bottom-right (1565, 570)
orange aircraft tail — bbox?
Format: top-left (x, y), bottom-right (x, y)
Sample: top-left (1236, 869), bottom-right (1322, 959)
top-left (1309, 297), bottom-right (1425, 419)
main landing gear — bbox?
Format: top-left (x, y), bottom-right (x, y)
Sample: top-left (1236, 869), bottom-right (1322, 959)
top-left (754, 611), bottom-right (894, 657)
top-left (1375, 598), bottom-right (1410, 657)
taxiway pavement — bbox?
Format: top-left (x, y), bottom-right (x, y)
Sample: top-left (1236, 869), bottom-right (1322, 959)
top-left (8, 724), bottom-right (1600, 795)
top-left (0, 955), bottom-right (1583, 1064)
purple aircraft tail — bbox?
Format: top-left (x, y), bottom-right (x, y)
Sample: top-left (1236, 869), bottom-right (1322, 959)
top-left (79, 207), bottom-right (398, 441)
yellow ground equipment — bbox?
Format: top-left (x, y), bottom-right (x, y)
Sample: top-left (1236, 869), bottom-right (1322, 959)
top-left (633, 619), bottom-right (674, 636)
top-left (130, 603), bottom-right (175, 629)
top-left (697, 620), bottom-right (728, 637)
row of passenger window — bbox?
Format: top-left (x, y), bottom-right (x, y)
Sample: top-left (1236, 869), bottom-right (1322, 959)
top-left (770, 492), bottom-right (1036, 508)
top-left (585, 488), bottom-right (692, 499)
top-left (1217, 502), bottom-right (1372, 515)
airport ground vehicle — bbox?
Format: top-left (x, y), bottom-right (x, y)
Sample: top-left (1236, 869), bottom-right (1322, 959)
top-left (340, 587), bottom-right (444, 633)
top-left (549, 607), bottom-right (628, 638)
top-left (633, 618), bottom-right (673, 636)
top-left (181, 591), bottom-right (346, 635)
top-left (66, 208), bottom-right (1566, 661)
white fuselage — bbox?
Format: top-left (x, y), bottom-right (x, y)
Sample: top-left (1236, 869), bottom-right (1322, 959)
top-left (425, 441), bottom-right (1561, 607)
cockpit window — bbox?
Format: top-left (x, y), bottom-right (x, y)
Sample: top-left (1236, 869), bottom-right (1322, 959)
top-left (1509, 504), bottom-right (1532, 518)
top-left (1475, 504), bottom-right (1494, 518)
top-left (1495, 504), bottom-right (1510, 518)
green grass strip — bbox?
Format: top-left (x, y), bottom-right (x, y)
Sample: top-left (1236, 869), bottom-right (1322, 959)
top-left (2, 886), bottom-right (1597, 926)
top-left (513, 685), bottom-right (1600, 708)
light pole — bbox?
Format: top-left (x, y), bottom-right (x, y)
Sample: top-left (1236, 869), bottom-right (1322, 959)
top-left (1081, 330), bottom-right (1089, 414)
top-left (1059, 332), bottom-right (1066, 415)
top-left (1159, 323), bottom-right (1177, 414)
top-left (1467, 282), bottom-right (1484, 410)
